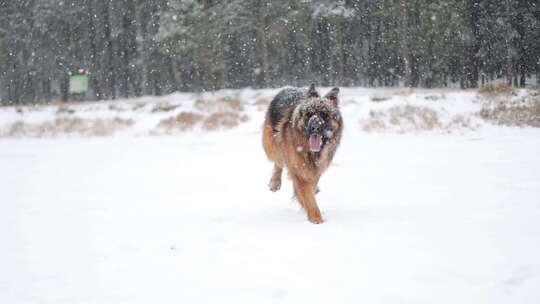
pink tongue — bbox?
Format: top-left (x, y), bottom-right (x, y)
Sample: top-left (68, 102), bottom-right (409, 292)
top-left (309, 134), bottom-right (322, 152)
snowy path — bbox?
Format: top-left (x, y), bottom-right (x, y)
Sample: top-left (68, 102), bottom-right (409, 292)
top-left (2, 125), bottom-right (540, 303)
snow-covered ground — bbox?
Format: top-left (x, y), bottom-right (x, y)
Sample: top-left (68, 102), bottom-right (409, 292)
top-left (2, 88), bottom-right (540, 303)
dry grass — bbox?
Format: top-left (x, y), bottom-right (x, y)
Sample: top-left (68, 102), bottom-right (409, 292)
top-left (131, 102), bottom-right (146, 111)
top-left (151, 102), bottom-right (179, 113)
top-left (479, 100), bottom-right (540, 127)
top-left (109, 104), bottom-right (128, 112)
top-left (394, 89), bottom-right (414, 96)
top-left (3, 93), bottom-right (253, 137)
top-left (167, 94), bottom-right (249, 132)
top-left (370, 95), bottom-right (391, 103)
top-left (156, 112), bottom-right (204, 132)
top-left (0, 117), bottom-right (134, 138)
top-left (254, 97), bottom-right (271, 106)
top-left (425, 94), bottom-right (445, 101)
top-left (56, 106), bottom-right (76, 115)
top-left (203, 112), bottom-right (249, 131)
top-left (360, 114), bottom-right (387, 132)
top-left (154, 110), bottom-right (248, 134)
top-left (387, 105), bottom-right (441, 130)
top-left (478, 83), bottom-right (515, 97)
top-left (219, 96), bottom-right (243, 111)
top-left (194, 98), bottom-right (211, 111)
top-left (479, 87), bottom-right (540, 127)
top-left (254, 97), bottom-right (271, 111)
top-left (360, 105), bottom-right (477, 133)
top-left (449, 115), bottom-right (475, 129)
top-left (531, 85), bottom-right (540, 97)
top-left (195, 95), bottom-right (243, 112)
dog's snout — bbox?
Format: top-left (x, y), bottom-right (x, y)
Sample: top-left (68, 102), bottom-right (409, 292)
top-left (308, 115), bottom-right (322, 134)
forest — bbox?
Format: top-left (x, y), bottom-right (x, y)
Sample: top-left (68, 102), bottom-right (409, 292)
top-left (0, 0), bottom-right (539, 104)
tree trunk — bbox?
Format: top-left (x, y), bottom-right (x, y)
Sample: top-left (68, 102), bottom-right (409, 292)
top-left (505, 0), bottom-right (514, 87)
top-left (537, 61), bottom-right (540, 85)
top-left (519, 65), bottom-right (526, 87)
top-left (515, 1), bottom-right (527, 88)
top-left (88, 0), bottom-right (102, 100)
top-left (254, 0), bottom-right (269, 88)
top-left (400, 0), bottom-right (412, 87)
top-left (102, 0), bottom-right (115, 99)
top-left (465, 0), bottom-right (480, 88)
top-left (506, 56), bottom-right (513, 86)
top-left (60, 74), bottom-right (69, 102)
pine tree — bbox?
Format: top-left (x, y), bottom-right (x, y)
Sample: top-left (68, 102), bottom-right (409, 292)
top-left (1, 0), bottom-right (540, 104)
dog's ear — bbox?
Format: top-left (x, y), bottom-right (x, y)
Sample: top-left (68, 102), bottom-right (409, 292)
top-left (325, 87), bottom-right (339, 107)
top-left (307, 83), bottom-right (319, 98)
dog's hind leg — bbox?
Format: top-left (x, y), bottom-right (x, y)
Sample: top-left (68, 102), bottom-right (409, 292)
top-left (268, 164), bottom-right (283, 192)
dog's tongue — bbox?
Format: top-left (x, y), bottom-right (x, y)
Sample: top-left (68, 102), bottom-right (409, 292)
top-left (309, 134), bottom-right (322, 152)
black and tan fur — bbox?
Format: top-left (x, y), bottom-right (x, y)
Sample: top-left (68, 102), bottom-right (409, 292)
top-left (262, 84), bottom-right (343, 224)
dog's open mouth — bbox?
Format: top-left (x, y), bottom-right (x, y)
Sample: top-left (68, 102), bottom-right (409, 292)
top-left (309, 134), bottom-right (322, 152)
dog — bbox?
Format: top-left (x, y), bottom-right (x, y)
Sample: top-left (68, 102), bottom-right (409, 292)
top-left (262, 84), bottom-right (343, 224)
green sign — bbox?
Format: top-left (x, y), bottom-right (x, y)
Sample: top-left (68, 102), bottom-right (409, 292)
top-left (69, 74), bottom-right (88, 94)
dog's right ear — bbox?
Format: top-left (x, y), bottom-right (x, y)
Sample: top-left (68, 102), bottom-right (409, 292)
top-left (307, 83), bottom-right (319, 98)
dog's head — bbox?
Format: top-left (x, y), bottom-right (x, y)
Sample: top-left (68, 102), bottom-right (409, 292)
top-left (292, 84), bottom-right (342, 153)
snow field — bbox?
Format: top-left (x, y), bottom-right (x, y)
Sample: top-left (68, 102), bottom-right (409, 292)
top-left (1, 88), bottom-right (540, 303)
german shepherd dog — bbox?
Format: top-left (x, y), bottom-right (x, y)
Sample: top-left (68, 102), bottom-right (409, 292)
top-left (262, 84), bottom-right (343, 224)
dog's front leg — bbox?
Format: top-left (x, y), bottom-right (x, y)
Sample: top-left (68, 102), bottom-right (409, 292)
top-left (269, 164), bottom-right (283, 192)
top-left (292, 175), bottom-right (323, 224)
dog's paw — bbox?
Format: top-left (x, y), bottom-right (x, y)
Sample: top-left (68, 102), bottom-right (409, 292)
top-left (269, 180), bottom-right (281, 192)
top-left (308, 216), bottom-right (324, 224)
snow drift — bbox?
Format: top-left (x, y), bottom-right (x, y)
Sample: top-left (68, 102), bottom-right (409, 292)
top-left (1, 87), bottom-right (539, 137)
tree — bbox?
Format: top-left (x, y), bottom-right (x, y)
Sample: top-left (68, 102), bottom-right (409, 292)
top-left (1, 0), bottom-right (540, 104)
top-left (464, 0), bottom-right (481, 88)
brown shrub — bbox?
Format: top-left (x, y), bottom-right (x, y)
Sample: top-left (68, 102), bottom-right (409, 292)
top-left (83, 117), bottom-right (134, 136)
top-left (157, 112), bottom-right (204, 132)
top-left (479, 100), bottom-right (540, 127)
top-left (131, 102), bottom-right (146, 111)
top-left (151, 102), bottom-right (179, 113)
top-left (370, 95), bottom-right (390, 103)
top-left (360, 106), bottom-right (478, 133)
top-left (389, 105), bottom-right (441, 130)
top-left (478, 83), bottom-right (515, 97)
top-left (394, 89), bottom-right (414, 96)
top-left (203, 112), bottom-right (249, 131)
top-left (193, 98), bottom-right (210, 111)
top-left (218, 95), bottom-right (243, 111)
top-left (254, 97), bottom-right (270, 106)
top-left (254, 97), bottom-right (271, 111)
top-left (449, 115), bottom-right (476, 129)
top-left (109, 104), bottom-right (128, 112)
top-left (425, 94), bottom-right (445, 101)
top-left (531, 85), bottom-right (540, 97)
top-left (360, 112), bottom-right (388, 132)
top-left (195, 95), bottom-right (243, 112)
top-left (56, 106), bottom-right (76, 115)
top-left (0, 117), bottom-right (134, 137)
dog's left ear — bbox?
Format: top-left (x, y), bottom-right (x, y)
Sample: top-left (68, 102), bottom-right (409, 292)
top-left (325, 87), bottom-right (339, 107)
top-left (307, 83), bottom-right (320, 98)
